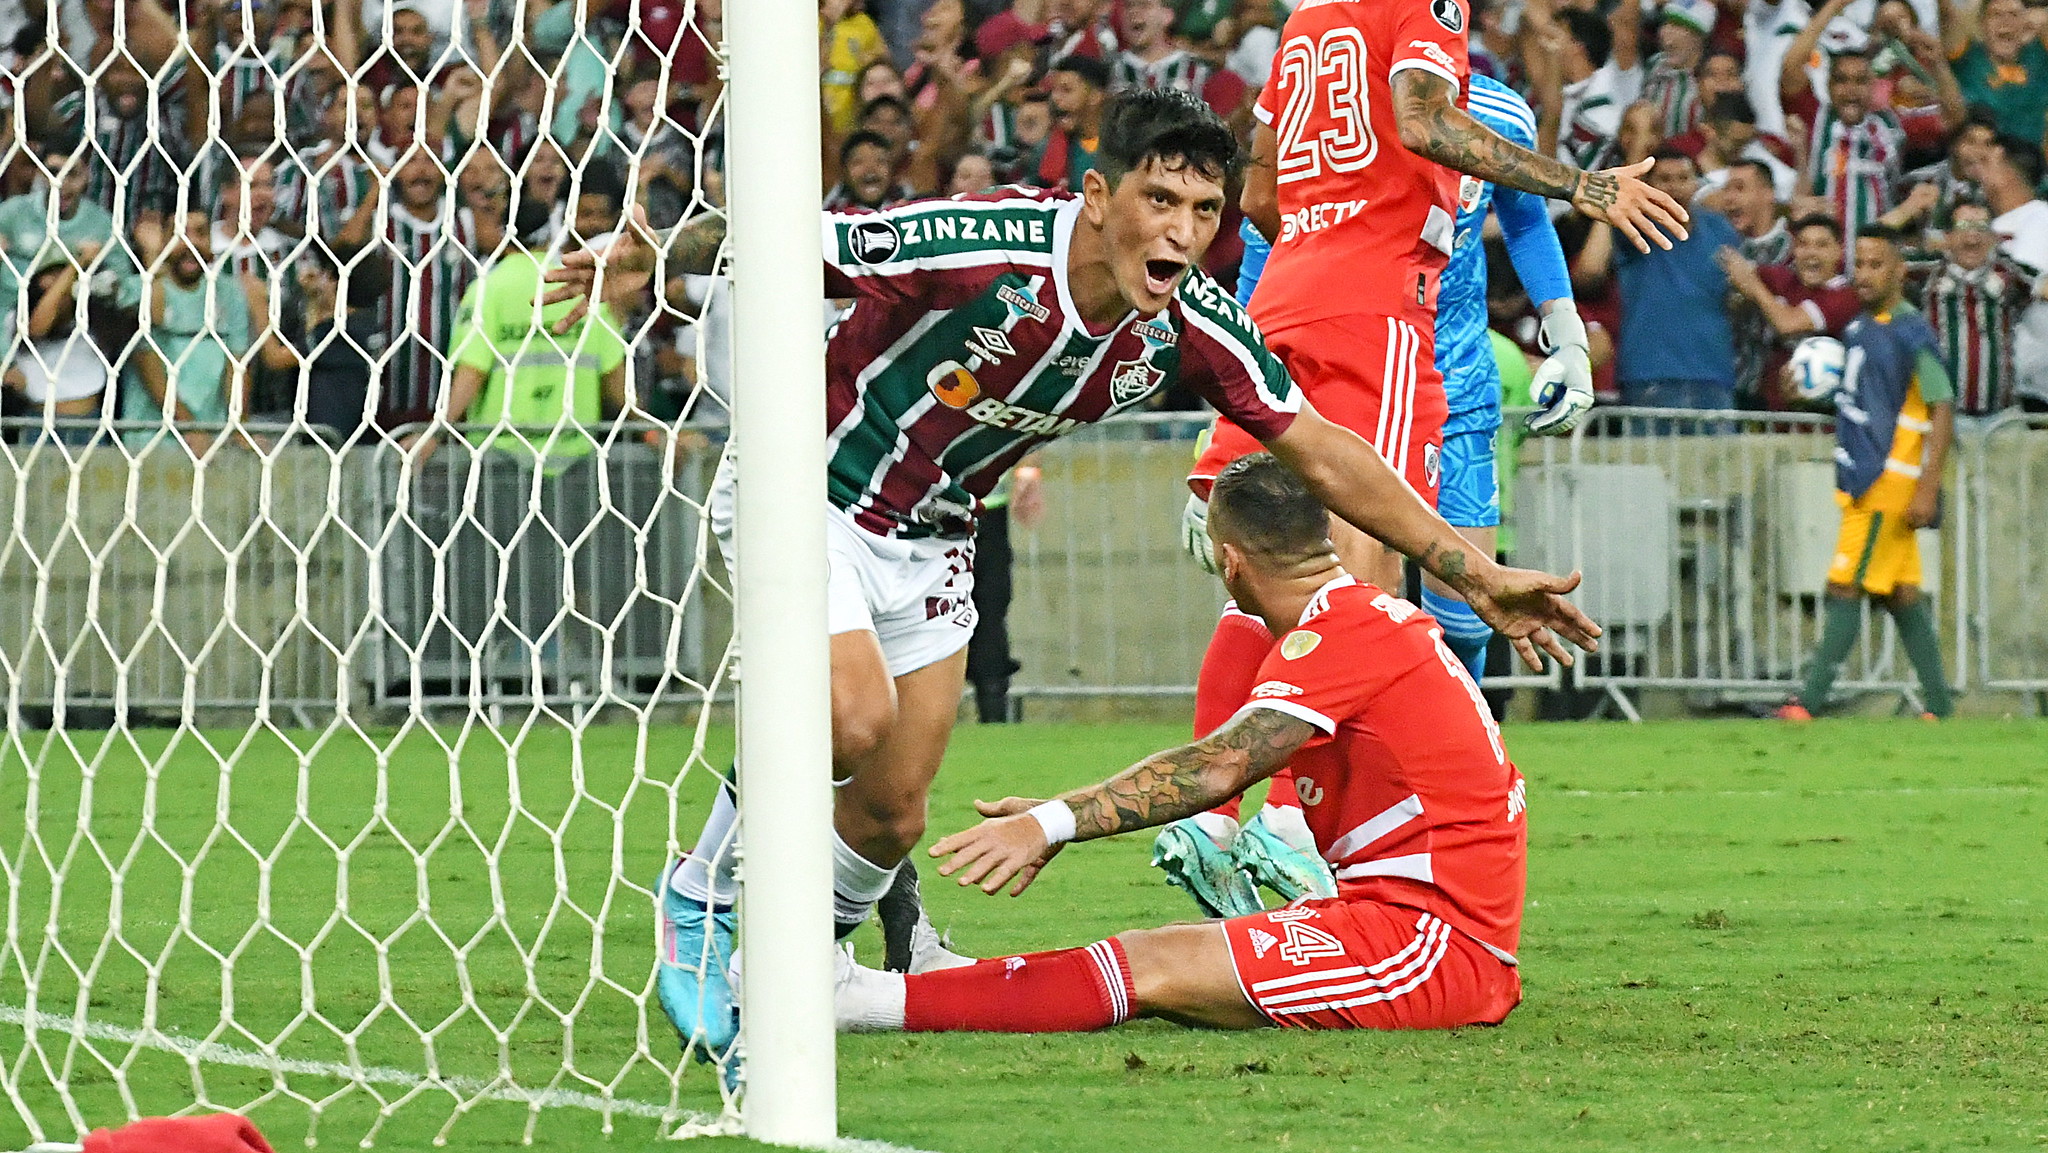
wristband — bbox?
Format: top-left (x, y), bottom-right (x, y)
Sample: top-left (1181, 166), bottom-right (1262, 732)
top-left (1025, 799), bottom-right (1076, 846)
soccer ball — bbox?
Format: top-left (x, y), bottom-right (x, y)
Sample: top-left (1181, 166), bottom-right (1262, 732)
top-left (1788, 336), bottom-right (1848, 402)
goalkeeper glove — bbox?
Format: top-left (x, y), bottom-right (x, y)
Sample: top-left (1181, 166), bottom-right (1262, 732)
top-left (1525, 302), bottom-right (1595, 437)
top-left (1181, 493), bottom-right (1217, 575)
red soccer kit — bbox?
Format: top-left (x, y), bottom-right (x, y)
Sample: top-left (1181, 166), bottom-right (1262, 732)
top-left (1218, 575), bottom-right (1527, 1029)
top-left (1192, 0), bottom-right (1472, 502)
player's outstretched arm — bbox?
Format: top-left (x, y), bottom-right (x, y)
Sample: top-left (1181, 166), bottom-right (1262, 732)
top-left (1494, 185), bottom-right (1594, 435)
top-left (1388, 70), bottom-right (1690, 253)
top-left (1266, 404), bottom-right (1601, 669)
top-left (931, 709), bottom-right (1314, 896)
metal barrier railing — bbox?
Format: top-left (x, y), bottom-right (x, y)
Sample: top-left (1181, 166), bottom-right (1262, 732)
top-left (1968, 412), bottom-right (2048, 692)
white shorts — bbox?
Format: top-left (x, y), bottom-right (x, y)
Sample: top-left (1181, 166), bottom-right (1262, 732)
top-left (710, 455), bottom-right (978, 679)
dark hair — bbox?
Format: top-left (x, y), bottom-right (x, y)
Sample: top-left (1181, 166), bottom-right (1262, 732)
top-left (1050, 53), bottom-right (1113, 92)
top-left (1096, 87), bottom-right (1241, 188)
top-left (1856, 222), bottom-right (1910, 249)
top-left (1991, 132), bottom-right (2046, 188)
top-left (306, 247), bottom-right (393, 310)
top-left (1704, 92), bottom-right (1756, 125)
top-left (1828, 47), bottom-right (1874, 76)
top-left (1728, 158), bottom-right (1777, 189)
top-left (1649, 145), bottom-right (1697, 169)
top-left (1210, 454), bottom-right (1331, 564)
top-left (839, 129), bottom-right (894, 168)
top-left (1952, 103), bottom-right (2000, 144)
top-left (1948, 192), bottom-right (1991, 217)
top-left (858, 95), bottom-right (911, 125)
top-left (33, 129), bottom-right (83, 160)
top-left (574, 162), bottom-right (628, 214)
top-left (1789, 213), bottom-right (1843, 240)
top-left (1562, 10), bottom-right (1613, 68)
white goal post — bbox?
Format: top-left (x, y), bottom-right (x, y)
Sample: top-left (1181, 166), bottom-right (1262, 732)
top-left (725, 0), bottom-right (839, 1144)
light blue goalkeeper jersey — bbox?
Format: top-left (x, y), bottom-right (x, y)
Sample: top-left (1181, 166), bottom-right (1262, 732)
top-left (1233, 75), bottom-right (1571, 437)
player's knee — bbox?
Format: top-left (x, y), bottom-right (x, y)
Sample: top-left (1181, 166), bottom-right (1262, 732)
top-left (1824, 582), bottom-right (1860, 601)
top-left (830, 692), bottom-right (896, 764)
top-left (1888, 584), bottom-right (1921, 611)
top-left (845, 788), bottom-right (927, 856)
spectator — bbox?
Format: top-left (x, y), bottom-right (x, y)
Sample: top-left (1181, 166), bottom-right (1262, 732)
top-left (1225, 0), bottom-right (1283, 91)
top-left (1468, 0), bottom-right (1524, 89)
top-left (1943, 0), bottom-right (2048, 141)
top-left (983, 90), bottom-right (1053, 181)
top-left (1865, 0), bottom-right (1968, 161)
top-left (291, 83), bottom-right (382, 243)
top-left (1045, 0), bottom-right (1117, 62)
top-left (1899, 106), bottom-right (2000, 232)
top-left (904, 0), bottom-right (980, 116)
top-left (1, 245), bottom-right (115, 445)
top-left (1690, 93), bottom-right (1799, 201)
top-left (946, 152), bottom-right (997, 195)
top-left (1720, 214), bottom-right (1863, 408)
top-left (1911, 198), bottom-right (2036, 415)
top-left (365, 147), bottom-right (483, 431)
top-left (1110, 0), bottom-right (1245, 117)
top-left (853, 95), bottom-right (923, 190)
top-left (123, 211), bottom-right (252, 449)
top-left (291, 247), bottom-right (393, 448)
top-left (1796, 49), bottom-right (1907, 255)
top-left (1037, 54), bottom-right (1110, 191)
top-left (29, 56), bottom-right (185, 232)
top-left (966, 459), bottom-right (1044, 723)
top-left (456, 155), bottom-right (515, 268)
top-left (1642, 0), bottom-right (1717, 138)
top-left (0, 137), bottom-right (141, 311)
top-left (514, 137), bottom-right (572, 244)
top-left (1596, 148), bottom-right (1745, 410)
top-left (823, 0), bottom-right (889, 133)
top-left (1975, 135), bottom-right (2048, 410)
top-left (826, 131), bottom-right (916, 210)
top-left (361, 0), bottom-right (443, 90)
top-left (1719, 159), bottom-right (1794, 265)
top-left (212, 153), bottom-right (292, 283)
top-left (1529, 2), bottom-right (1643, 170)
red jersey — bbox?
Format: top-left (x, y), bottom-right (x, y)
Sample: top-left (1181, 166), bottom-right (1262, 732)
top-left (1757, 264), bottom-right (1861, 409)
top-left (1237, 575), bottom-right (1526, 958)
top-left (1249, 0), bottom-right (1471, 332)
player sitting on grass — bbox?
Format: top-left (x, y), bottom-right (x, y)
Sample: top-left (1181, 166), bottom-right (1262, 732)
top-left (1777, 226), bottom-right (1955, 721)
top-left (835, 453), bottom-right (1527, 1034)
top-left (547, 88), bottom-right (1597, 1071)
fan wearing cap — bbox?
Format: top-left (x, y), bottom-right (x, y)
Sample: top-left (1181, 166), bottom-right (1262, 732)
top-left (1642, 0), bottom-right (1717, 137)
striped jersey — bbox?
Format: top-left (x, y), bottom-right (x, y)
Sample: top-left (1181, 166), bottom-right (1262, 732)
top-left (1111, 49), bottom-right (1213, 96)
top-left (1740, 217), bottom-right (1793, 267)
top-left (1805, 108), bottom-right (1904, 252)
top-left (376, 202), bottom-right (479, 426)
top-left (1640, 53), bottom-right (1701, 138)
top-left (1911, 257), bottom-right (2034, 415)
top-left (821, 190), bottom-right (1299, 538)
top-left (53, 79), bottom-right (190, 219)
top-left (292, 142), bottom-right (378, 241)
top-left (1556, 62), bottom-right (1639, 170)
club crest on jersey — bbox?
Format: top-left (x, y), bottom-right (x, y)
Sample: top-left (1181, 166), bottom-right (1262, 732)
top-left (849, 219), bottom-right (902, 264)
top-left (1430, 0), bottom-right (1463, 32)
top-left (1424, 441), bottom-right (1442, 488)
top-left (966, 326), bottom-right (1015, 362)
top-left (1458, 175), bottom-right (1484, 213)
top-left (1109, 358), bottom-right (1164, 405)
top-left (1280, 631), bottom-right (1321, 660)
top-left (927, 360), bottom-right (983, 408)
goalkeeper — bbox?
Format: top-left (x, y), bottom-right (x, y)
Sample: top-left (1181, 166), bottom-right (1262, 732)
top-left (834, 454), bottom-right (1527, 1035)
top-left (1161, 75), bottom-right (1591, 921)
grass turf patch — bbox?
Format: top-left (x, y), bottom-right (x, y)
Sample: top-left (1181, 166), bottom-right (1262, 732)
top-left (2, 718), bottom-right (2043, 1151)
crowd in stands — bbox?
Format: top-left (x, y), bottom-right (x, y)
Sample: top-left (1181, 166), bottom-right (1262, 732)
top-left (0, 0), bottom-right (725, 449)
top-left (2, 0), bottom-right (2046, 454)
top-left (818, 0), bottom-right (2048, 418)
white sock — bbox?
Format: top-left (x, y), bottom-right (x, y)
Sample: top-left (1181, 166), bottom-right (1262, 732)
top-left (1189, 810), bottom-right (1240, 850)
top-left (671, 782), bottom-right (740, 907)
top-left (1257, 804), bottom-right (1316, 854)
top-left (832, 830), bottom-right (898, 930)
top-left (837, 954), bottom-right (907, 1033)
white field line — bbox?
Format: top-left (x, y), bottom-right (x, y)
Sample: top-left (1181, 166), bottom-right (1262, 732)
top-left (0, 1006), bottom-right (944, 1153)
top-left (1554, 785), bottom-right (2038, 798)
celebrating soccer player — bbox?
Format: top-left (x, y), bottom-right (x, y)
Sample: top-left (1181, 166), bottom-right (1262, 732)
top-left (546, 88), bottom-right (1609, 1074)
top-left (835, 454), bottom-right (1528, 1036)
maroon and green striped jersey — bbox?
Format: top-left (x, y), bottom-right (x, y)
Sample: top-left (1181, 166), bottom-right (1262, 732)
top-left (821, 189), bottom-right (1300, 539)
top-left (1911, 256), bottom-right (2034, 415)
top-left (1805, 109), bottom-right (1904, 251)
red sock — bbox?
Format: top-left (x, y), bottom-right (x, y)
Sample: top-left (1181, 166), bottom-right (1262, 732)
top-left (1196, 604), bottom-right (1274, 822)
top-left (903, 939), bottom-right (1136, 1032)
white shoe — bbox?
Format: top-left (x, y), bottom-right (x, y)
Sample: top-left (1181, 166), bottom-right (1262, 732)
top-left (907, 912), bottom-right (977, 973)
top-left (835, 944), bottom-right (907, 1033)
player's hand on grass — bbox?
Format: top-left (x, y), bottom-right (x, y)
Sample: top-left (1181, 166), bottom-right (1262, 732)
top-left (1526, 303), bottom-right (1595, 437)
top-left (1466, 565), bottom-right (1601, 672)
top-left (1573, 158), bottom-right (1690, 253)
top-left (931, 797), bottom-right (1066, 897)
top-left (542, 204), bottom-right (658, 333)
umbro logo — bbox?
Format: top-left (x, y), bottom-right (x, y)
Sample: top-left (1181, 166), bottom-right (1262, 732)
top-left (966, 326), bottom-right (1015, 362)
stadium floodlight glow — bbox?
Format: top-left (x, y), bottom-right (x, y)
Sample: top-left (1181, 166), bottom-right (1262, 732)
top-left (726, 0), bottom-right (840, 1144)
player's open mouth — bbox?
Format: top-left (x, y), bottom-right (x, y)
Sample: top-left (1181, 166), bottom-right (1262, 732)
top-left (1143, 259), bottom-right (1184, 295)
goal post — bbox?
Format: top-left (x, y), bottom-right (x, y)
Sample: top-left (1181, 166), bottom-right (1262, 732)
top-left (725, 0), bottom-right (840, 1144)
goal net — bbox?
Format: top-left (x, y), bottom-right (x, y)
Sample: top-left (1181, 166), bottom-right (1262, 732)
top-left (0, 0), bottom-right (833, 1145)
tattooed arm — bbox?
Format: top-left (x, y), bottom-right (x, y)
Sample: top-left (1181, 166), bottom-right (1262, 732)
top-left (929, 708), bottom-right (1316, 896)
top-left (1389, 69), bottom-right (1690, 253)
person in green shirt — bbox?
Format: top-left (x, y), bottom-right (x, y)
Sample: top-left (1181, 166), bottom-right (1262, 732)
top-left (421, 177), bottom-right (637, 463)
top-left (1945, 0), bottom-right (2048, 141)
top-left (0, 136), bottom-right (141, 311)
top-left (120, 211), bottom-right (252, 449)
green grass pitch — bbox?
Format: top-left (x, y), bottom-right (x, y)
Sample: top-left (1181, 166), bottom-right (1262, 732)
top-left (2, 718), bottom-right (2043, 1152)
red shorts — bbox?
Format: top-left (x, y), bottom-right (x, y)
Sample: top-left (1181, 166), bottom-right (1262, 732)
top-left (1222, 899), bottom-right (1520, 1030)
top-left (1190, 314), bottom-right (1447, 504)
